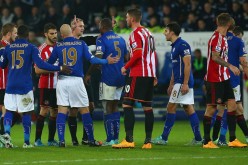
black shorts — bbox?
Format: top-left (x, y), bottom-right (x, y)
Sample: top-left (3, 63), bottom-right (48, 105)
top-left (123, 77), bottom-right (154, 102)
top-left (39, 88), bottom-right (57, 108)
top-left (205, 80), bottom-right (235, 104)
top-left (85, 83), bottom-right (94, 102)
top-left (0, 89), bottom-right (5, 105)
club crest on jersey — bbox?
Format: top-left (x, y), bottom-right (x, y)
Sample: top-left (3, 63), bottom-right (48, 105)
top-left (131, 42), bottom-right (137, 49)
top-left (215, 46), bottom-right (221, 52)
top-left (184, 49), bottom-right (190, 55)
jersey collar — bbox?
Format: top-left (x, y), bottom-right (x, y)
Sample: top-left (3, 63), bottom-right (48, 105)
top-left (171, 37), bottom-right (181, 47)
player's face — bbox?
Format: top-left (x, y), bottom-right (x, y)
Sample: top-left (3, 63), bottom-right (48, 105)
top-left (10, 27), bottom-right (17, 42)
top-left (46, 29), bottom-right (57, 44)
top-left (163, 28), bottom-right (171, 41)
top-left (75, 21), bottom-right (85, 37)
top-left (126, 13), bottom-right (132, 27)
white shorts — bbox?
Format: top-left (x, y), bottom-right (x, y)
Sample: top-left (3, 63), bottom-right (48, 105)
top-left (233, 85), bottom-right (241, 102)
top-left (56, 76), bottom-right (89, 108)
top-left (4, 91), bottom-right (34, 112)
top-left (99, 82), bottom-right (123, 100)
top-left (169, 83), bottom-right (194, 105)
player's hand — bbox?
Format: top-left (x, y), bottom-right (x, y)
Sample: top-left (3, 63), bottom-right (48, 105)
top-left (181, 84), bottom-right (189, 95)
top-left (167, 84), bottom-right (173, 95)
top-left (121, 67), bottom-right (127, 75)
top-left (153, 77), bottom-right (158, 86)
top-left (107, 53), bottom-right (119, 64)
top-left (229, 64), bottom-right (240, 76)
top-left (84, 74), bottom-right (91, 85)
top-left (71, 15), bottom-right (77, 30)
top-left (60, 65), bottom-right (72, 75)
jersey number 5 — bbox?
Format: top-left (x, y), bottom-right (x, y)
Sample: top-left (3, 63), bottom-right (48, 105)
top-left (11, 50), bottom-right (24, 69)
top-left (114, 41), bottom-right (121, 58)
top-left (62, 48), bottom-right (78, 66)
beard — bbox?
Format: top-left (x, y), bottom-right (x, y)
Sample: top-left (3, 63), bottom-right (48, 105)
top-left (48, 37), bottom-right (57, 44)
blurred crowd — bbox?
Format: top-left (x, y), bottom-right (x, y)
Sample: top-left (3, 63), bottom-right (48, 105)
top-left (1, 0), bottom-right (248, 35)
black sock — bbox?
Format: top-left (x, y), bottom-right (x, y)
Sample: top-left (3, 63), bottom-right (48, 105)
top-left (144, 109), bottom-right (154, 143)
top-left (48, 116), bottom-right (56, 141)
top-left (82, 110), bottom-right (93, 141)
top-left (237, 114), bottom-right (248, 137)
top-left (227, 111), bottom-right (236, 142)
top-left (124, 107), bottom-right (135, 142)
top-left (35, 115), bottom-right (45, 141)
top-left (203, 116), bottom-right (212, 144)
top-left (68, 116), bottom-right (78, 141)
top-left (0, 117), bottom-right (4, 135)
top-left (212, 115), bottom-right (222, 141)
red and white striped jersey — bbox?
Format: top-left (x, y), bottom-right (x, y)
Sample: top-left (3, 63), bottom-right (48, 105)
top-left (0, 40), bottom-right (9, 89)
top-left (128, 26), bottom-right (157, 77)
top-left (38, 43), bottom-right (58, 89)
top-left (204, 31), bottom-right (230, 82)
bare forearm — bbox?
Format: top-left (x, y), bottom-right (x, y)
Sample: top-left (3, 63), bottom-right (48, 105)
top-left (183, 64), bottom-right (190, 84)
top-left (35, 66), bottom-right (54, 74)
top-left (212, 55), bottom-right (230, 67)
top-left (169, 71), bottom-right (174, 85)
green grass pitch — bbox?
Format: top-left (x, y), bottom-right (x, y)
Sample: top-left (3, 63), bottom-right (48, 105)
top-left (0, 120), bottom-right (248, 165)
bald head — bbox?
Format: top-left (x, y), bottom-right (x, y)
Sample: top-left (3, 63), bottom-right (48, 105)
top-left (60, 24), bottom-right (72, 38)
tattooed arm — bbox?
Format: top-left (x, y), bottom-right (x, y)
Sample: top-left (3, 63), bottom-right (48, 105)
top-left (212, 51), bottom-right (240, 76)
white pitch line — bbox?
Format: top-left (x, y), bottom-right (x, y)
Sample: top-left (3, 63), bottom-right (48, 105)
top-left (3, 156), bottom-right (248, 164)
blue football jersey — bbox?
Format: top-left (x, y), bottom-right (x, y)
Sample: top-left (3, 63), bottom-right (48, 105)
top-left (48, 37), bottom-right (108, 77)
top-left (0, 39), bottom-right (60, 94)
top-left (170, 37), bottom-right (194, 88)
top-left (227, 32), bottom-right (247, 88)
top-left (96, 31), bottom-right (127, 86)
